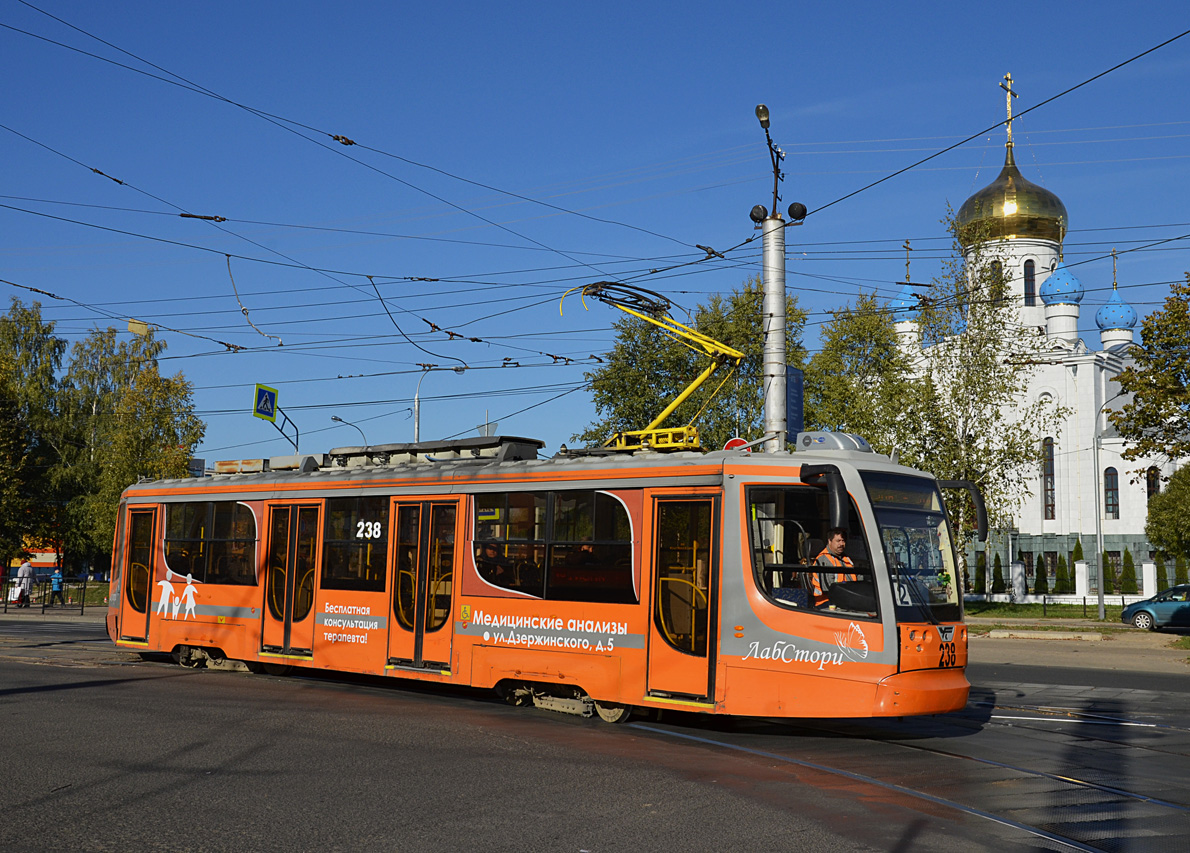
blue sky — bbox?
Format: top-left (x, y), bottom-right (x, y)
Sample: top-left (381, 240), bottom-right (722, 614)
top-left (3, 1), bottom-right (1188, 461)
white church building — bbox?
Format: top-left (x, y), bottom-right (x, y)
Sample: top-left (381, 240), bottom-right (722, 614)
top-left (888, 89), bottom-right (1180, 598)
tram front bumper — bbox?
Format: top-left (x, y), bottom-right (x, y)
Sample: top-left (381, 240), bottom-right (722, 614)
top-left (872, 667), bottom-right (970, 716)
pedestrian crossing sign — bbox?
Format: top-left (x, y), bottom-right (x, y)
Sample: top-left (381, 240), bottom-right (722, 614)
top-left (253, 384), bottom-right (278, 422)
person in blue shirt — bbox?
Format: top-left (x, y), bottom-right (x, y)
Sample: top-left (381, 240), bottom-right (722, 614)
top-left (49, 567), bottom-right (66, 607)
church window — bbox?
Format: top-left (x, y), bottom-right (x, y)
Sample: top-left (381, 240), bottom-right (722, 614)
top-left (1024, 259), bottom-right (1036, 306)
top-left (1042, 437), bottom-right (1055, 520)
top-left (1104, 467), bottom-right (1119, 520)
top-left (1146, 467), bottom-right (1161, 501)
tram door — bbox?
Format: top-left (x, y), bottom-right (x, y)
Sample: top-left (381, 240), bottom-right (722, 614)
top-left (647, 496), bottom-right (718, 699)
top-left (118, 508), bottom-right (156, 642)
top-left (387, 500), bottom-right (458, 669)
top-left (261, 505), bottom-right (320, 656)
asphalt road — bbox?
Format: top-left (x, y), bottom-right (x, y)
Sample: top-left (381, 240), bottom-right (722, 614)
top-left (2, 618), bottom-right (1189, 852)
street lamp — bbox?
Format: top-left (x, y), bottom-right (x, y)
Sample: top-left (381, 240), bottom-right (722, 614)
top-left (414, 367), bottom-right (433, 444)
top-left (1092, 387), bottom-right (1127, 621)
top-left (752, 105), bottom-right (807, 454)
top-left (331, 415), bottom-right (368, 447)
top-left (413, 365), bottom-right (466, 443)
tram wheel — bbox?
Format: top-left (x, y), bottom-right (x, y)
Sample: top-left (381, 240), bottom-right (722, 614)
top-left (495, 682), bottom-right (531, 706)
top-left (261, 662), bottom-right (292, 677)
top-left (173, 645), bottom-right (203, 668)
top-left (594, 701), bottom-right (632, 724)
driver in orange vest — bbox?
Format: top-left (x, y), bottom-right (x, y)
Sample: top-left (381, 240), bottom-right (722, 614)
top-left (812, 527), bottom-right (857, 607)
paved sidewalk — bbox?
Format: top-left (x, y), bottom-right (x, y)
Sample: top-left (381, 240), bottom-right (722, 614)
top-left (967, 615), bottom-right (1190, 673)
top-left (0, 607), bottom-right (107, 623)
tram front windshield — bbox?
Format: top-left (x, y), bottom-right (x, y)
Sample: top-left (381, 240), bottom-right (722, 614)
top-left (861, 472), bottom-right (962, 624)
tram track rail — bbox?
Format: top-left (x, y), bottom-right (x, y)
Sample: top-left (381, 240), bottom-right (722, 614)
top-left (631, 707), bottom-right (1190, 853)
top-left (631, 722), bottom-right (1106, 852)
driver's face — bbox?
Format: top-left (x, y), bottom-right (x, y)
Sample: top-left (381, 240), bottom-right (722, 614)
top-left (827, 534), bottom-right (846, 555)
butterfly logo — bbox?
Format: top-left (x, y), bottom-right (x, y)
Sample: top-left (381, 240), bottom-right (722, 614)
top-left (835, 622), bottom-right (869, 662)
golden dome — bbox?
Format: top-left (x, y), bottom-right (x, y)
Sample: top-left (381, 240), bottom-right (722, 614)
top-left (956, 145), bottom-right (1067, 246)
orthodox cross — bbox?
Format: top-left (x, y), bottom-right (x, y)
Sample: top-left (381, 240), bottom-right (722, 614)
top-left (903, 239), bottom-right (913, 284)
top-left (1112, 248), bottom-right (1119, 290)
top-left (999, 73), bottom-right (1019, 146)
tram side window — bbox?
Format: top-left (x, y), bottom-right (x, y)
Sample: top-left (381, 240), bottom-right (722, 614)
top-left (322, 496), bottom-right (388, 592)
top-left (475, 490), bottom-right (634, 603)
top-left (747, 486), bottom-right (875, 617)
top-left (164, 501), bottom-right (257, 585)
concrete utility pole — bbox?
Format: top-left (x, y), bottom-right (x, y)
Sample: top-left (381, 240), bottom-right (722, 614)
top-left (752, 105), bottom-right (806, 453)
top-left (761, 212), bottom-right (787, 453)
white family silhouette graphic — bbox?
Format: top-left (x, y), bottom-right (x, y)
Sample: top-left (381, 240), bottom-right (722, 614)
top-left (156, 568), bottom-right (201, 620)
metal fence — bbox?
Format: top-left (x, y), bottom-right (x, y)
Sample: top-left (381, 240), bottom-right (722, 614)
top-left (964, 592), bottom-right (1143, 617)
top-left (1, 575), bottom-right (92, 615)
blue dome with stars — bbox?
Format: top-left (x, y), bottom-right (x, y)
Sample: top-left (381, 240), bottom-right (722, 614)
top-left (1038, 262), bottom-right (1084, 305)
top-left (1095, 286), bottom-right (1138, 331)
top-left (889, 282), bottom-right (919, 322)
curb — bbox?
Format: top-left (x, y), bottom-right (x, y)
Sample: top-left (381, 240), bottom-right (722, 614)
top-left (985, 629), bottom-right (1103, 641)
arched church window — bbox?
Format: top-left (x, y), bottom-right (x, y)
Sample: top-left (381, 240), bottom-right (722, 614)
top-left (1042, 437), bottom-right (1055, 520)
top-left (1104, 467), bottom-right (1119, 520)
top-left (1147, 467), bottom-right (1161, 501)
top-left (1024, 259), bottom-right (1036, 306)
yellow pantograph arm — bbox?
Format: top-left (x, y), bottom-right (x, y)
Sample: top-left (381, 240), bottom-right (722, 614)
top-left (608, 302), bottom-right (744, 433)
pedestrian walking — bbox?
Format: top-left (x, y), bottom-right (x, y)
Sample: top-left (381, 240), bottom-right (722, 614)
top-left (49, 567), bottom-right (66, 607)
top-left (16, 559), bottom-right (34, 608)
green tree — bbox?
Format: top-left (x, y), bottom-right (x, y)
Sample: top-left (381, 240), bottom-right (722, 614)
top-left (897, 219), bottom-right (1067, 540)
top-left (974, 551), bottom-right (986, 594)
top-left (991, 552), bottom-right (1005, 593)
top-left (1120, 548), bottom-right (1137, 595)
top-left (1072, 539), bottom-right (1084, 563)
top-left (1146, 466), bottom-right (1190, 562)
top-left (62, 328), bottom-right (204, 560)
top-left (1103, 551), bottom-right (1116, 593)
top-left (1176, 553), bottom-right (1189, 586)
top-left (1111, 274), bottom-right (1190, 462)
top-left (0, 299), bottom-right (66, 566)
top-left (578, 277), bottom-right (806, 450)
top-left (1034, 553), bottom-right (1049, 595)
top-left (0, 370), bottom-right (32, 564)
top-left (1055, 554), bottom-right (1069, 594)
top-left (804, 292), bottom-right (919, 451)
top-left (1155, 554), bottom-right (1168, 592)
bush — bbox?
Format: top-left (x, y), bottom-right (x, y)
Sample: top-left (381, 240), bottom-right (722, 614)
top-left (974, 552), bottom-right (986, 594)
top-left (991, 552), bottom-right (1006, 593)
top-left (1055, 554), bottom-right (1069, 594)
top-left (1034, 553), bottom-right (1049, 595)
top-left (1072, 539), bottom-right (1084, 563)
top-left (1176, 553), bottom-right (1188, 586)
top-left (1120, 549), bottom-right (1138, 594)
top-left (1156, 555), bottom-right (1168, 592)
top-left (1103, 551), bottom-right (1114, 593)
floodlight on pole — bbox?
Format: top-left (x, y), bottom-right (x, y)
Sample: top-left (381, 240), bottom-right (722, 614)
top-left (751, 104), bottom-right (805, 454)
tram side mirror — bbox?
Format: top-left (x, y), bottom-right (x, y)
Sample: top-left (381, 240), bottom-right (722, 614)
top-left (937, 479), bottom-right (988, 542)
top-left (798, 464), bottom-right (847, 530)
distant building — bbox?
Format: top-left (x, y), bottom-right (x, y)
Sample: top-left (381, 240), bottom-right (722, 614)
top-left (892, 78), bottom-right (1180, 595)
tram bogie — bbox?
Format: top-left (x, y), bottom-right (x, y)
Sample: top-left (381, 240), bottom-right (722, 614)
top-left (106, 434), bottom-right (976, 721)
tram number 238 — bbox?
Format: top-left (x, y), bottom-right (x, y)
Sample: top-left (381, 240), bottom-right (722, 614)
top-left (938, 641), bottom-right (957, 668)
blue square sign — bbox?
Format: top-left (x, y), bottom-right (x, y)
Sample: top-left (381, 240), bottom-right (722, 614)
top-left (253, 384), bottom-right (278, 422)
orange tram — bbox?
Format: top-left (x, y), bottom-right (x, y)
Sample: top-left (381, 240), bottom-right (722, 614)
top-left (106, 432), bottom-right (983, 723)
